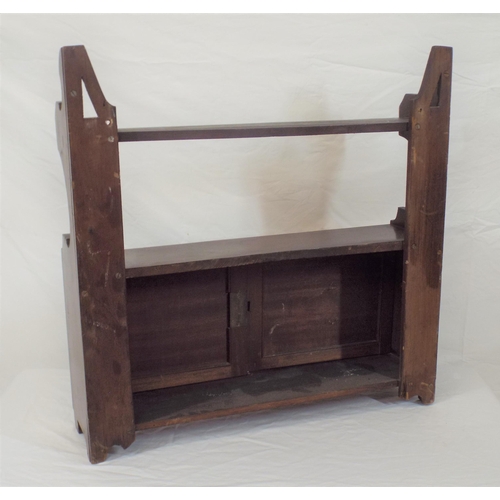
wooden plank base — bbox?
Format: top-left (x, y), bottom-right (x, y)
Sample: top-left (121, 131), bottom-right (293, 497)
top-left (134, 354), bottom-right (400, 430)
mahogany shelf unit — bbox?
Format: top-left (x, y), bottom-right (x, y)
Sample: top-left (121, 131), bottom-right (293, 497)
top-left (56, 45), bottom-right (452, 464)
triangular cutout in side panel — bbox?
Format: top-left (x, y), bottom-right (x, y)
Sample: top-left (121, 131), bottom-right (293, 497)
top-left (430, 74), bottom-right (442, 107)
top-left (82, 80), bottom-right (99, 118)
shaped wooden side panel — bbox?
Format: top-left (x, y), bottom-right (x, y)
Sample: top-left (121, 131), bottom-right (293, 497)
top-left (56, 45), bottom-right (135, 463)
top-left (399, 46), bottom-right (452, 404)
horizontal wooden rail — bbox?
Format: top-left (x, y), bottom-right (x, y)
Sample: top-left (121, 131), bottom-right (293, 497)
top-left (118, 118), bottom-right (409, 142)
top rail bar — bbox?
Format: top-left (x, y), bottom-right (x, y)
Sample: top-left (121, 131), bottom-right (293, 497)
top-left (118, 118), bottom-right (409, 142)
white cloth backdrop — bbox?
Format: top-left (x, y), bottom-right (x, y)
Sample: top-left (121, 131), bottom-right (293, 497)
top-left (1, 14), bottom-right (499, 485)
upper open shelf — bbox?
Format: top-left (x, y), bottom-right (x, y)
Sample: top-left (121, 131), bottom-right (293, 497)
top-left (124, 223), bottom-right (404, 278)
top-left (118, 118), bottom-right (409, 142)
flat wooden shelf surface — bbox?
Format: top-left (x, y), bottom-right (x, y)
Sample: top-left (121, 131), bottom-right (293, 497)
top-left (133, 354), bottom-right (400, 430)
top-left (125, 224), bottom-right (404, 278)
top-left (118, 118), bottom-right (409, 142)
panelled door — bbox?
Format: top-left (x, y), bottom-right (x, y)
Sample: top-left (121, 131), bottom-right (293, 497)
top-left (126, 251), bottom-right (400, 392)
top-left (229, 252), bottom-right (400, 374)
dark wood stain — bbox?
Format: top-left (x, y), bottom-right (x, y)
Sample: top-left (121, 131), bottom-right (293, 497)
top-left (228, 265), bottom-right (263, 376)
top-left (399, 47), bottom-right (452, 404)
top-left (258, 341), bottom-right (381, 370)
top-left (377, 252), bottom-right (399, 355)
top-left (132, 365), bottom-right (234, 393)
top-left (127, 269), bottom-right (230, 380)
top-left (125, 224), bottom-right (404, 278)
top-left (57, 45), bottom-right (451, 463)
top-left (133, 354), bottom-right (400, 430)
top-left (118, 118), bottom-right (409, 142)
top-left (261, 255), bottom-right (382, 357)
top-left (57, 46), bottom-right (135, 464)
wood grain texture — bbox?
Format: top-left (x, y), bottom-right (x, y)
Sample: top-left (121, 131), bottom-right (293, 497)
top-left (125, 224), bottom-right (404, 278)
top-left (258, 341), bottom-right (381, 369)
top-left (118, 118), bottom-right (409, 142)
top-left (127, 269), bottom-right (230, 381)
top-left (399, 46), bottom-right (452, 404)
top-left (378, 252), bottom-right (399, 355)
top-left (261, 255), bottom-right (382, 357)
top-left (57, 45), bottom-right (449, 463)
top-left (391, 253), bottom-right (404, 355)
top-left (132, 366), bottom-right (233, 393)
top-left (61, 235), bottom-right (88, 437)
top-left (228, 265), bottom-right (263, 376)
top-left (57, 46), bottom-right (135, 463)
top-left (133, 354), bottom-right (400, 430)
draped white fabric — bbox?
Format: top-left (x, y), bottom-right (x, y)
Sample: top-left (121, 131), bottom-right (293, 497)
top-left (1, 14), bottom-right (499, 485)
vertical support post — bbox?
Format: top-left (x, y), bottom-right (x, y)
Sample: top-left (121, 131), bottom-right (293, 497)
top-left (399, 46), bottom-right (452, 404)
top-left (228, 265), bottom-right (262, 376)
top-left (56, 46), bottom-right (135, 462)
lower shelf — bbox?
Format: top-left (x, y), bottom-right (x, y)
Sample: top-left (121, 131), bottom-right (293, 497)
top-left (133, 354), bottom-right (400, 430)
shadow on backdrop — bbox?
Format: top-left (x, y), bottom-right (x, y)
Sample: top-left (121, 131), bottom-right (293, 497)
top-left (243, 90), bottom-right (345, 236)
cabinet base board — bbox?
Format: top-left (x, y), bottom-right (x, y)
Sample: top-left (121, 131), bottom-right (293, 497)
top-left (134, 354), bottom-right (400, 430)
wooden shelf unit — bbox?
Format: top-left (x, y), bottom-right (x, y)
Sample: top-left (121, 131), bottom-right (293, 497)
top-left (56, 45), bottom-right (452, 463)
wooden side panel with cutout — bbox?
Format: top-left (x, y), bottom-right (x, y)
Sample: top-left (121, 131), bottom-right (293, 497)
top-left (399, 46), bottom-right (452, 403)
top-left (56, 46), bottom-right (135, 463)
